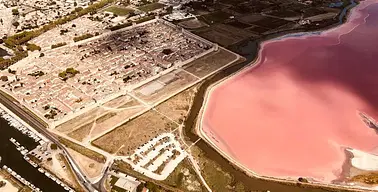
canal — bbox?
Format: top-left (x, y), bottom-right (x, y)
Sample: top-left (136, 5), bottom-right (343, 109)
top-left (0, 117), bottom-right (67, 192)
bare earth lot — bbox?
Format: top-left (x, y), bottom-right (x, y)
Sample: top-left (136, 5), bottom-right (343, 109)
top-left (56, 107), bottom-right (106, 133)
top-left (196, 24), bottom-right (256, 46)
top-left (93, 110), bottom-right (178, 155)
top-left (59, 95), bottom-right (144, 142)
top-left (184, 49), bottom-right (238, 78)
top-left (134, 69), bottom-right (198, 104)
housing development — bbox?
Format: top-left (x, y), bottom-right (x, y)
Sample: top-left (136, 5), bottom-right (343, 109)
top-left (1, 0), bottom-right (378, 191)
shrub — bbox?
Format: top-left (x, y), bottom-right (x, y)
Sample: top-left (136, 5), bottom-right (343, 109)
top-left (12, 21), bottom-right (19, 27)
top-left (51, 42), bottom-right (67, 49)
top-left (73, 33), bottom-right (94, 42)
top-left (26, 43), bottom-right (41, 51)
top-left (12, 9), bottom-right (19, 15)
top-left (50, 143), bottom-right (58, 150)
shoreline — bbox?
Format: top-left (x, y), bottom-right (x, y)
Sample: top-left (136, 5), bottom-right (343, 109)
top-left (194, 0), bottom-right (378, 191)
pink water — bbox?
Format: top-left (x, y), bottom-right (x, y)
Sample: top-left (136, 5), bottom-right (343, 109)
top-left (202, 0), bottom-right (378, 182)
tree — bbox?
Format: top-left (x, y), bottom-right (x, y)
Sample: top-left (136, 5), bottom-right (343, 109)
top-left (50, 143), bottom-right (58, 150)
top-left (166, 6), bottom-right (173, 14)
top-left (136, 183), bottom-right (144, 192)
top-left (162, 48), bottom-right (173, 55)
top-left (12, 21), bottom-right (19, 27)
top-left (26, 43), bottom-right (41, 51)
top-left (12, 9), bottom-right (19, 15)
top-left (0, 181), bottom-right (6, 188)
top-left (0, 76), bottom-right (8, 81)
top-left (145, 182), bottom-right (159, 192)
top-left (298, 177), bottom-right (308, 183)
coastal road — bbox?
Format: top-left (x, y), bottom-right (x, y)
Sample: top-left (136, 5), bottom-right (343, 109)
top-left (0, 90), bottom-right (97, 192)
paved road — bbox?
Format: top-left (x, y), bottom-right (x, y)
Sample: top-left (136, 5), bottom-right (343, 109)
top-left (0, 90), bottom-right (98, 192)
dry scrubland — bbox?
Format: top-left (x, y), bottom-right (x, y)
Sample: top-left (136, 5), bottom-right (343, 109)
top-left (164, 159), bottom-right (205, 192)
top-left (93, 110), bottom-right (178, 155)
top-left (155, 86), bottom-right (198, 124)
top-left (190, 145), bottom-right (247, 192)
top-left (184, 49), bottom-right (238, 78)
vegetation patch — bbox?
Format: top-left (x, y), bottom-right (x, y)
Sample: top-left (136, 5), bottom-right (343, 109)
top-left (73, 33), bottom-right (94, 42)
top-left (138, 3), bottom-right (165, 12)
top-left (28, 71), bottom-right (45, 77)
top-left (164, 159), bottom-right (204, 191)
top-left (104, 6), bottom-right (134, 16)
top-left (351, 172), bottom-right (378, 184)
top-left (58, 137), bottom-right (106, 163)
top-left (58, 67), bottom-right (80, 81)
top-left (51, 42), bottom-right (67, 49)
top-left (190, 145), bottom-right (246, 191)
top-left (26, 43), bottom-right (41, 51)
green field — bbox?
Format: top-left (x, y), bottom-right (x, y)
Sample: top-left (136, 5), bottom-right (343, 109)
top-left (138, 3), bottom-right (165, 12)
top-left (104, 6), bottom-right (134, 16)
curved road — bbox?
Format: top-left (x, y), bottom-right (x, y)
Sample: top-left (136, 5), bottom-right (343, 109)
top-left (0, 90), bottom-right (97, 192)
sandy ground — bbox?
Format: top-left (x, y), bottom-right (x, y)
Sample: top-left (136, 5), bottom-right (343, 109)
top-left (43, 152), bottom-right (78, 188)
top-left (66, 148), bottom-right (104, 178)
top-left (201, 0), bottom-right (378, 183)
top-left (0, 8), bottom-right (15, 36)
top-left (56, 107), bottom-right (106, 133)
top-left (0, 174), bottom-right (19, 192)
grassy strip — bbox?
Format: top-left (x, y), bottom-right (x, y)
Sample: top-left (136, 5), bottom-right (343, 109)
top-left (51, 42), bottom-right (67, 49)
top-left (58, 137), bottom-right (107, 163)
top-left (138, 3), bottom-right (165, 12)
top-left (73, 33), bottom-right (94, 42)
top-left (96, 112), bottom-right (117, 124)
top-left (107, 15), bottom-right (156, 31)
top-left (104, 6), bottom-right (134, 16)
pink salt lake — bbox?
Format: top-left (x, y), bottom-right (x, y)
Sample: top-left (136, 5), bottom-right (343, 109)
top-left (202, 0), bottom-right (378, 182)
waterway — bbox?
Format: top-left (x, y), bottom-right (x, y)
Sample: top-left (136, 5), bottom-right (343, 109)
top-left (0, 117), bottom-right (67, 192)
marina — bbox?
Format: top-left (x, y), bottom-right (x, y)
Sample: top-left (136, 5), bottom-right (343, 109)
top-left (0, 105), bottom-right (70, 192)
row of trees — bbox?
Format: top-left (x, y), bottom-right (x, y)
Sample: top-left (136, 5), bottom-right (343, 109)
top-left (73, 33), bottom-right (94, 42)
